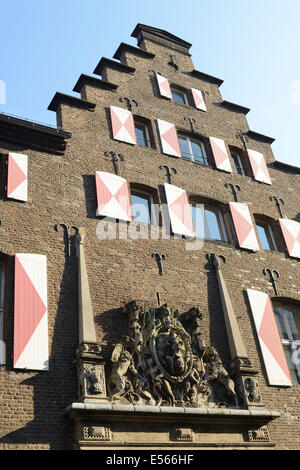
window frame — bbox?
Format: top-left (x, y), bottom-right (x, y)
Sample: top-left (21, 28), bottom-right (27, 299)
top-left (190, 201), bottom-right (228, 243)
top-left (134, 122), bottom-right (151, 148)
top-left (177, 134), bottom-right (209, 166)
top-left (273, 300), bottom-right (300, 385)
top-left (133, 116), bottom-right (155, 149)
top-left (130, 189), bottom-right (158, 226)
top-left (256, 220), bottom-right (278, 251)
top-left (231, 151), bottom-right (246, 176)
top-left (170, 87), bottom-right (188, 105)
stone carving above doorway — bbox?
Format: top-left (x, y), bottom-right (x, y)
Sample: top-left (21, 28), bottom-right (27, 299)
top-left (107, 301), bottom-right (239, 409)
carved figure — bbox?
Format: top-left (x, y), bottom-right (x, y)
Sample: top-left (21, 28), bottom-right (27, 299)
top-left (84, 366), bottom-right (103, 395)
top-left (244, 377), bottom-right (261, 403)
top-left (203, 346), bottom-right (238, 407)
top-left (108, 341), bottom-right (138, 399)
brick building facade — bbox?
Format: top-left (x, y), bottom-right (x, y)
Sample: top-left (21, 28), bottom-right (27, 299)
top-left (0, 24), bottom-right (299, 450)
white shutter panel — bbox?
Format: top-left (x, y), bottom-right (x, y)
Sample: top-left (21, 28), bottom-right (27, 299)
top-left (247, 289), bottom-right (292, 386)
top-left (7, 153), bottom-right (28, 201)
top-left (247, 149), bottom-right (272, 185)
top-left (13, 254), bottom-right (48, 371)
top-left (109, 106), bottom-right (137, 145)
top-left (209, 137), bottom-right (232, 173)
top-left (95, 171), bottom-right (132, 222)
top-left (279, 219), bottom-right (300, 259)
top-left (191, 88), bottom-right (206, 111)
top-left (229, 202), bottom-right (259, 251)
top-left (164, 183), bottom-right (195, 237)
top-left (157, 119), bottom-right (181, 157)
top-left (155, 73), bottom-right (172, 99)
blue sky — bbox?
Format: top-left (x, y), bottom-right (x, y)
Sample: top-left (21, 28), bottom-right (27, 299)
top-left (1, 0), bottom-right (299, 166)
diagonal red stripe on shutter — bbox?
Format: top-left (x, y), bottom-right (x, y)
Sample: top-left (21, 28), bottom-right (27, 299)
top-left (160, 79), bottom-right (171, 96)
top-left (123, 114), bottom-right (137, 143)
top-left (110, 108), bottom-right (124, 138)
top-left (170, 191), bottom-right (194, 234)
top-left (259, 297), bottom-right (291, 381)
top-left (96, 173), bottom-right (114, 210)
top-left (230, 204), bottom-right (253, 245)
top-left (7, 156), bottom-right (27, 195)
top-left (162, 126), bottom-right (180, 155)
top-left (210, 139), bottom-right (227, 166)
top-left (14, 257), bottom-right (47, 366)
top-left (115, 181), bottom-right (132, 220)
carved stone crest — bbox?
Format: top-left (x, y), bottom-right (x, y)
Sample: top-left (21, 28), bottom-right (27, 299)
top-left (107, 302), bottom-right (238, 409)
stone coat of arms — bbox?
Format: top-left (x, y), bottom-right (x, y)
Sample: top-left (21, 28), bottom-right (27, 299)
top-left (108, 301), bottom-right (238, 408)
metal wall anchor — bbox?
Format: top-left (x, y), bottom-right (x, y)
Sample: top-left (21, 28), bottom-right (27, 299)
top-left (55, 223), bottom-right (79, 264)
top-left (263, 268), bottom-right (280, 296)
top-left (225, 182), bottom-right (241, 202)
top-left (236, 130), bottom-right (248, 151)
top-left (119, 97), bottom-right (138, 112)
top-left (159, 165), bottom-right (177, 184)
top-left (152, 253), bottom-right (166, 275)
top-left (270, 196), bottom-right (285, 218)
top-left (184, 116), bottom-right (196, 134)
top-left (168, 54), bottom-right (179, 70)
top-left (104, 151), bottom-right (125, 176)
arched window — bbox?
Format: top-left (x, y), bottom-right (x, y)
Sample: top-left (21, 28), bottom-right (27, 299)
top-left (273, 299), bottom-right (300, 384)
top-left (130, 184), bottom-right (159, 226)
top-left (254, 214), bottom-right (282, 252)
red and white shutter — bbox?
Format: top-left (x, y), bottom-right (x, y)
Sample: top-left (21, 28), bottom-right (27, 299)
top-left (109, 106), bottom-right (137, 145)
top-left (247, 149), bottom-right (272, 185)
top-left (247, 289), bottom-right (292, 386)
top-left (229, 202), bottom-right (259, 251)
top-left (95, 171), bottom-right (132, 222)
top-left (164, 183), bottom-right (195, 237)
top-left (155, 73), bottom-right (172, 99)
top-left (157, 119), bottom-right (181, 157)
top-left (7, 153), bottom-right (28, 201)
top-left (13, 254), bottom-right (48, 371)
top-left (279, 218), bottom-right (300, 259)
top-left (191, 88), bottom-right (206, 111)
top-left (209, 137), bottom-right (232, 173)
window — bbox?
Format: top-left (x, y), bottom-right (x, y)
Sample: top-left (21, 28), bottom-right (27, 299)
top-left (273, 301), bottom-right (300, 384)
top-left (231, 150), bottom-right (246, 176)
top-left (191, 203), bottom-right (228, 242)
top-left (131, 192), bottom-right (153, 225)
top-left (256, 221), bottom-right (277, 251)
top-left (134, 122), bottom-right (151, 148)
top-left (170, 88), bottom-right (188, 105)
top-left (178, 134), bottom-right (208, 165)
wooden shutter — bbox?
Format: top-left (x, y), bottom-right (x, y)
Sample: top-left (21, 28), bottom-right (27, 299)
top-left (14, 254), bottom-right (48, 370)
top-left (95, 171), bottom-right (132, 222)
top-left (155, 73), bottom-right (172, 99)
top-left (157, 119), bottom-right (181, 157)
top-left (209, 137), bottom-right (232, 173)
top-left (109, 106), bottom-right (137, 145)
top-left (191, 88), bottom-right (206, 111)
top-left (279, 218), bottom-right (300, 259)
top-left (7, 153), bottom-right (28, 201)
top-left (229, 202), bottom-right (259, 251)
top-left (164, 183), bottom-right (195, 237)
top-left (247, 289), bottom-right (292, 386)
top-left (247, 149), bottom-right (272, 185)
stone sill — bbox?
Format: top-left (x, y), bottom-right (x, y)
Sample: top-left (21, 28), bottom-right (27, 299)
top-left (65, 402), bottom-right (280, 425)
